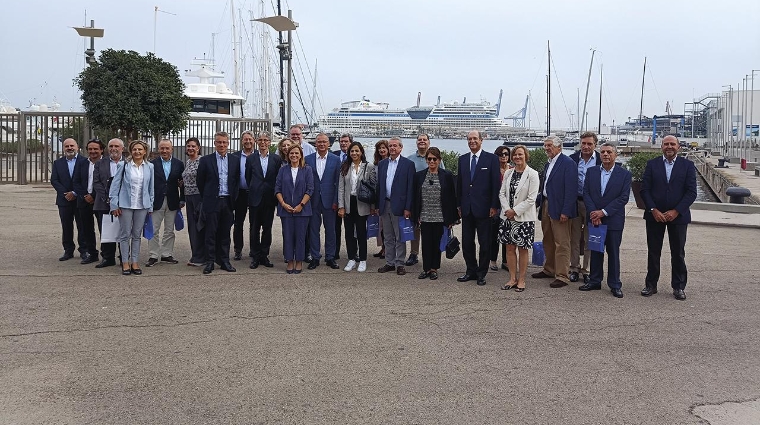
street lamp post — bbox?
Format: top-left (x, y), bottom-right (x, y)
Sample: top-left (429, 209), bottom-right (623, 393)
top-left (751, 70), bottom-right (759, 155)
top-left (73, 20), bottom-right (104, 66)
top-left (252, 11), bottom-right (298, 131)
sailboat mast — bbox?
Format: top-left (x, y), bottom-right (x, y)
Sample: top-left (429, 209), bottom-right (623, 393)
top-left (311, 59), bottom-right (317, 127)
top-left (639, 57), bottom-right (647, 127)
top-left (231, 0), bottom-right (240, 97)
top-left (598, 64), bottom-right (603, 134)
top-left (547, 40), bottom-right (551, 136)
top-left (580, 49), bottom-right (596, 134)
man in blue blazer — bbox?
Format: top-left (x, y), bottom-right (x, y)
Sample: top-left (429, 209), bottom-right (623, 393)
top-left (72, 139), bottom-right (104, 264)
top-left (531, 136), bottom-right (578, 288)
top-left (456, 130), bottom-right (501, 286)
top-left (231, 131), bottom-right (256, 261)
top-left (245, 131), bottom-right (282, 269)
top-left (640, 135), bottom-right (697, 300)
top-left (376, 137), bottom-right (415, 275)
top-left (51, 138), bottom-right (88, 261)
top-left (580, 143), bottom-right (632, 298)
top-left (146, 139), bottom-right (185, 267)
top-left (568, 132), bottom-right (602, 284)
top-left (196, 131), bottom-right (240, 274)
top-left (305, 133), bottom-right (341, 269)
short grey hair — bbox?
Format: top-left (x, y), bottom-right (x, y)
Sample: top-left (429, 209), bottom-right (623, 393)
top-left (256, 131), bottom-right (271, 140)
top-left (107, 138), bottom-right (124, 147)
top-left (241, 130), bottom-right (255, 139)
top-left (158, 138), bottom-right (172, 146)
top-left (545, 135), bottom-right (562, 147)
top-left (340, 133), bottom-right (354, 143)
top-left (315, 132), bottom-right (330, 140)
top-left (388, 136), bottom-right (403, 147)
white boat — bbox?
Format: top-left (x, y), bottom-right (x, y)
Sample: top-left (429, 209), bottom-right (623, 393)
top-left (184, 60), bottom-right (245, 118)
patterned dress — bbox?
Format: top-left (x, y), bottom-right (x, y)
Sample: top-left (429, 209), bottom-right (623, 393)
top-left (498, 170), bottom-right (535, 248)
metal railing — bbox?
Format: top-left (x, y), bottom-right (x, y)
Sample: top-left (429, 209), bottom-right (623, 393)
top-left (0, 112), bottom-right (270, 184)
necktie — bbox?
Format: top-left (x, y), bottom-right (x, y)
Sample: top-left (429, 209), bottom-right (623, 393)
top-left (342, 153), bottom-right (346, 162)
top-left (470, 154), bottom-right (477, 181)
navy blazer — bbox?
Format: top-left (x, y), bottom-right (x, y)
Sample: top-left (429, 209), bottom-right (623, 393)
top-left (569, 151), bottom-right (602, 166)
top-left (151, 156), bottom-right (185, 211)
top-left (376, 155), bottom-right (415, 216)
top-left (245, 151), bottom-right (282, 207)
top-left (51, 155), bottom-right (87, 206)
top-left (583, 165), bottom-right (632, 231)
top-left (92, 156), bottom-right (123, 212)
top-left (456, 150), bottom-right (501, 218)
top-left (304, 152), bottom-right (340, 209)
top-left (640, 156), bottom-right (697, 224)
top-left (73, 157), bottom-right (101, 208)
top-left (541, 153), bottom-right (578, 220)
top-left (412, 168), bottom-right (459, 226)
top-left (275, 165), bottom-right (314, 217)
top-left (196, 152), bottom-right (241, 213)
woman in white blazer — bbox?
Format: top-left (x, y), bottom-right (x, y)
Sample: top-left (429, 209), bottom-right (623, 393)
top-left (498, 145), bottom-right (539, 292)
top-left (109, 140), bottom-right (155, 276)
top-left (337, 142), bottom-right (376, 272)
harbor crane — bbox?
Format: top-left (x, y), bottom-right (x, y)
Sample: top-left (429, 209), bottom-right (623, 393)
top-left (505, 95), bottom-right (529, 127)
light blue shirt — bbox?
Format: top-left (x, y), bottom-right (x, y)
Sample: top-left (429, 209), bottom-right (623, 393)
top-left (259, 151), bottom-right (269, 174)
top-left (408, 151), bottom-right (445, 172)
top-left (239, 151), bottom-right (251, 190)
top-left (66, 155), bottom-right (77, 178)
top-left (161, 157), bottom-right (172, 180)
top-left (663, 156), bottom-right (676, 182)
top-left (577, 152), bottom-right (597, 195)
top-left (600, 165), bottom-right (614, 216)
top-left (385, 157), bottom-right (399, 198)
top-left (216, 152), bottom-right (229, 196)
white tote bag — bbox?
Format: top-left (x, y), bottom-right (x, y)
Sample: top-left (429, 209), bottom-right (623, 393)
top-left (101, 214), bottom-right (120, 243)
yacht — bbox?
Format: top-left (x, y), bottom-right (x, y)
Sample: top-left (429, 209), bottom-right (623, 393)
top-left (184, 60), bottom-right (245, 118)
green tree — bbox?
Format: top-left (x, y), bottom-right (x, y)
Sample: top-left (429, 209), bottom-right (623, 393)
top-left (440, 149), bottom-right (459, 175)
top-left (527, 148), bottom-right (548, 178)
top-left (75, 49), bottom-right (191, 142)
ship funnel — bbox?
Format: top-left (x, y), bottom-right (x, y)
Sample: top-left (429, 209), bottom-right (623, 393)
top-left (436, 96), bottom-right (440, 106)
top-left (463, 97), bottom-right (466, 104)
top-left (416, 92), bottom-right (421, 108)
top-left (496, 89), bottom-right (503, 116)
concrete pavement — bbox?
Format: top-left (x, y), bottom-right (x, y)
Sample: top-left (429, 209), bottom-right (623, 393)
top-left (1, 184), bottom-right (759, 424)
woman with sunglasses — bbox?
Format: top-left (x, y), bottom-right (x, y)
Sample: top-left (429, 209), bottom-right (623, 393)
top-left (489, 146), bottom-right (512, 272)
top-left (411, 147), bottom-right (458, 280)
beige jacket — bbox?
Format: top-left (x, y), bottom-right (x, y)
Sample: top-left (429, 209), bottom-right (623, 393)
top-left (498, 166), bottom-right (540, 222)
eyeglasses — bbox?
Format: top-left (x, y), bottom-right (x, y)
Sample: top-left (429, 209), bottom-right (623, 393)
top-left (426, 157), bottom-right (439, 162)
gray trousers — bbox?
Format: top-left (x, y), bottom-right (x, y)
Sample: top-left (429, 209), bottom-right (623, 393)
top-left (118, 208), bottom-right (149, 264)
top-left (381, 200), bottom-right (406, 267)
top-left (148, 198), bottom-right (177, 259)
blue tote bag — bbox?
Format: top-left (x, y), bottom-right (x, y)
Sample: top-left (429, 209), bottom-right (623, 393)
top-left (587, 223), bottom-right (607, 253)
top-left (174, 210), bottom-right (185, 231)
top-left (143, 213), bottom-right (154, 240)
top-left (531, 241), bottom-right (544, 266)
top-left (398, 217), bottom-right (415, 243)
top-left (366, 215), bottom-right (380, 239)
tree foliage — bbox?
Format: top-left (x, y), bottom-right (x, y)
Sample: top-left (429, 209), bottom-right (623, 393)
top-left (75, 49), bottom-right (191, 141)
top-left (527, 148), bottom-right (548, 178)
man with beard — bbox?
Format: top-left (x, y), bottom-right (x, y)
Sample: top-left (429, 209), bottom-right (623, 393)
top-left (92, 138), bottom-right (125, 268)
top-left (51, 138), bottom-right (87, 261)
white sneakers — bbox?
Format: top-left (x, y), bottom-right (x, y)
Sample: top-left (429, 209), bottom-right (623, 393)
top-left (344, 260), bottom-right (356, 271)
top-left (357, 261), bottom-right (367, 272)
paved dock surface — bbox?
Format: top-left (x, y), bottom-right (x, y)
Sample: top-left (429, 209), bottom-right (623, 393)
top-left (703, 155), bottom-right (760, 205)
top-left (1, 184), bottom-right (758, 424)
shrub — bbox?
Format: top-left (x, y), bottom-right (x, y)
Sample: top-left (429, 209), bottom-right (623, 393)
top-left (527, 148), bottom-right (548, 178)
top-left (440, 149), bottom-right (459, 175)
top-left (625, 151), bottom-right (661, 181)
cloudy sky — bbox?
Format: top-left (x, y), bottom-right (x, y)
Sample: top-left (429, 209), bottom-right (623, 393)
top-left (2, 0), bottom-right (758, 130)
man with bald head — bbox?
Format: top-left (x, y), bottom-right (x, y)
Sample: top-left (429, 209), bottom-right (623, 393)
top-left (146, 139), bottom-right (185, 267)
top-left (92, 138), bottom-right (125, 267)
top-left (51, 138), bottom-right (88, 260)
top-left (640, 135), bottom-right (697, 300)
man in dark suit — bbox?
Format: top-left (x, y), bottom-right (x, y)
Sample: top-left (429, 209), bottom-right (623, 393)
top-left (640, 135), bottom-right (697, 300)
top-left (456, 130), bottom-right (501, 286)
top-left (580, 143), bottom-right (632, 298)
top-left (231, 131), bottom-right (256, 260)
top-left (51, 138), bottom-right (87, 261)
top-left (73, 139), bottom-right (104, 264)
top-left (305, 133), bottom-right (341, 270)
top-left (196, 131), bottom-right (240, 274)
top-left (532, 136), bottom-right (578, 288)
top-left (92, 138), bottom-right (124, 268)
top-left (146, 139), bottom-right (185, 267)
top-left (568, 131), bottom-right (602, 284)
top-left (376, 137), bottom-right (415, 275)
top-left (331, 133), bottom-right (351, 260)
top-left (245, 131), bottom-right (282, 269)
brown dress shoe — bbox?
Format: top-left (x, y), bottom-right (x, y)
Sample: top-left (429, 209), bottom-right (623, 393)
top-left (396, 266), bottom-right (406, 276)
top-left (549, 279), bottom-right (568, 288)
top-left (531, 271), bottom-right (552, 279)
top-left (377, 264), bottom-right (396, 273)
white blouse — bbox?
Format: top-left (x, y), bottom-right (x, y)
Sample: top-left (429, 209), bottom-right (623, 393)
top-left (290, 166), bottom-right (299, 187)
top-left (350, 163), bottom-right (361, 196)
top-left (129, 161), bottom-right (145, 209)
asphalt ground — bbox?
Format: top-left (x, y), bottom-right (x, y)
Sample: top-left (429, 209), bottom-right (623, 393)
top-left (1, 184), bottom-right (758, 424)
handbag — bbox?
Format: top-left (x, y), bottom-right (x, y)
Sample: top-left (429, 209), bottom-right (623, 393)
top-left (366, 214), bottom-right (380, 239)
top-left (445, 234), bottom-right (460, 259)
top-left (175, 209), bottom-right (185, 231)
top-left (398, 217), bottom-right (415, 242)
top-left (532, 241), bottom-right (545, 266)
top-left (143, 213), bottom-right (154, 240)
top-left (101, 213), bottom-right (120, 243)
top-left (357, 164), bottom-right (376, 204)
top-left (587, 223), bottom-right (607, 253)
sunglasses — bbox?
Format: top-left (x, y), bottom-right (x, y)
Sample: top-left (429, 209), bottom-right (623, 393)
top-left (426, 157), bottom-right (439, 162)
top-left (498, 153), bottom-right (510, 157)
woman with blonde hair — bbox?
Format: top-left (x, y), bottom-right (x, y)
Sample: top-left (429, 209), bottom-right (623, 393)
top-left (498, 145), bottom-right (539, 292)
top-left (275, 144), bottom-right (314, 273)
top-left (109, 140), bottom-right (155, 276)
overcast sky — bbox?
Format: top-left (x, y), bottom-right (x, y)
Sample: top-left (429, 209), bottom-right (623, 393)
top-left (2, 0), bottom-right (758, 130)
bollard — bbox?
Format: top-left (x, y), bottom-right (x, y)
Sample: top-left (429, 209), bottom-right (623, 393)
top-left (717, 158), bottom-right (726, 167)
top-left (725, 187), bottom-right (751, 204)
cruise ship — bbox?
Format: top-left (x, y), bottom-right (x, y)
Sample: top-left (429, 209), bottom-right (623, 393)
top-left (318, 93), bottom-right (508, 134)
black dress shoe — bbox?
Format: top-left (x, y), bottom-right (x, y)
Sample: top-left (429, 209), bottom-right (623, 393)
top-left (583, 274), bottom-right (590, 284)
top-left (307, 259), bottom-right (320, 270)
top-left (260, 258), bottom-right (274, 268)
top-left (326, 259), bottom-right (339, 269)
top-left (306, 255), bottom-right (314, 263)
top-left (203, 262), bottom-right (214, 274)
top-left (641, 286), bottom-right (658, 297)
top-left (611, 288), bottom-right (624, 298)
top-left (95, 258), bottom-right (116, 268)
top-left (131, 267), bottom-right (143, 275)
top-left (549, 279), bottom-right (568, 288)
top-left (233, 252), bottom-right (242, 261)
top-left (220, 262), bottom-right (237, 272)
top-left (160, 256), bottom-right (179, 264)
top-left (457, 274), bottom-right (477, 282)
top-left (418, 270), bottom-right (431, 279)
top-left (531, 271), bottom-right (552, 279)
top-left (145, 258), bottom-right (159, 267)
top-left (249, 260), bottom-right (259, 269)
top-left (579, 283), bottom-right (602, 291)
top-left (59, 252), bottom-right (74, 261)
top-left (80, 255), bottom-right (98, 265)
top-left (569, 271), bottom-right (579, 282)
top-left (121, 267), bottom-right (131, 276)
top-left (673, 289), bottom-right (686, 300)
top-left (405, 254), bottom-right (419, 266)
top-left (476, 278), bottom-right (487, 286)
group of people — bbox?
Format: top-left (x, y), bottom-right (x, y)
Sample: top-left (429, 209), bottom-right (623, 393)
top-left (52, 127), bottom-right (696, 300)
